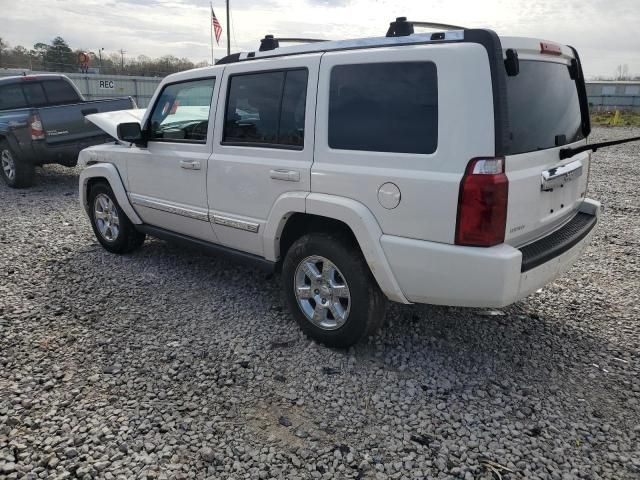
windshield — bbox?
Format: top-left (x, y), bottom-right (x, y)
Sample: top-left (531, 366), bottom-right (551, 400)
top-left (506, 60), bottom-right (584, 155)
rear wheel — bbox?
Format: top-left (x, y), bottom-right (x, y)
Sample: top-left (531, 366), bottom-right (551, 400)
top-left (282, 233), bottom-right (387, 348)
top-left (88, 182), bottom-right (146, 254)
top-left (0, 142), bottom-right (35, 188)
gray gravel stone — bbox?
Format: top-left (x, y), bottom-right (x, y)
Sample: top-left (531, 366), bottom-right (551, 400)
top-left (0, 127), bottom-right (638, 479)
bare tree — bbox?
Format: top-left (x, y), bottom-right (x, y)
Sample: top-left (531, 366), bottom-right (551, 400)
top-left (615, 64), bottom-right (630, 80)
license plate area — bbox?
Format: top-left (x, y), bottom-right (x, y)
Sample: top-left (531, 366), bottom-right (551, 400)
top-left (541, 159), bottom-right (583, 192)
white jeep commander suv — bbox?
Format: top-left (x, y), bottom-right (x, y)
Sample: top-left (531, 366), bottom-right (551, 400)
top-left (79, 19), bottom-right (600, 347)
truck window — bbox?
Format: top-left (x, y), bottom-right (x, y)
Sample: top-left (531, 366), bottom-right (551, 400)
top-left (328, 62), bottom-right (438, 155)
top-left (223, 68), bottom-right (308, 148)
top-left (0, 84), bottom-right (28, 110)
top-left (41, 79), bottom-right (81, 105)
top-left (22, 83), bottom-right (48, 107)
top-left (148, 78), bottom-right (215, 143)
top-left (506, 60), bottom-right (585, 154)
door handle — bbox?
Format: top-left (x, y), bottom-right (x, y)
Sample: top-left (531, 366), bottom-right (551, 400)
top-left (81, 108), bottom-right (98, 116)
top-left (269, 169), bottom-right (300, 182)
top-left (180, 160), bottom-right (201, 170)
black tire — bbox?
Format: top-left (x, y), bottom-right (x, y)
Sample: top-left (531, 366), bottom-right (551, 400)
top-left (282, 233), bottom-right (387, 348)
top-left (88, 182), bottom-right (146, 254)
top-left (0, 141), bottom-right (35, 188)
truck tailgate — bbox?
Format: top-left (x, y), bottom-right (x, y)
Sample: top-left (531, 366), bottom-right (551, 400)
top-left (38, 98), bottom-right (134, 145)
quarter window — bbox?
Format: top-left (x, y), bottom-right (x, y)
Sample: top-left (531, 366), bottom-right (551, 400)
top-left (148, 78), bottom-right (215, 143)
top-left (223, 69), bottom-right (308, 148)
top-left (328, 62), bottom-right (438, 154)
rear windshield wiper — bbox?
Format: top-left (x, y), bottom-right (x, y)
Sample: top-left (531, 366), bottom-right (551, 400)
top-left (560, 136), bottom-right (640, 160)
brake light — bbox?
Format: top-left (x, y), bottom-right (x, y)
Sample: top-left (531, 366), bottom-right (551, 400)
top-left (455, 157), bottom-right (508, 247)
top-left (540, 42), bottom-right (562, 56)
top-left (29, 114), bottom-right (45, 140)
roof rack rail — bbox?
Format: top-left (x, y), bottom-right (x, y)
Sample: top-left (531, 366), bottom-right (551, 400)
top-left (386, 17), bottom-right (467, 37)
top-left (259, 35), bottom-right (329, 52)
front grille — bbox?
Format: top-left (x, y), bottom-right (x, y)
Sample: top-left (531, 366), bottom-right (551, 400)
top-left (519, 212), bottom-right (597, 272)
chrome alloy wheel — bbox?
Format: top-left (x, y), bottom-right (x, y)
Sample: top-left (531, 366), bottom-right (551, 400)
top-left (94, 193), bottom-right (120, 241)
top-left (294, 255), bottom-right (351, 330)
top-left (1, 149), bottom-right (16, 181)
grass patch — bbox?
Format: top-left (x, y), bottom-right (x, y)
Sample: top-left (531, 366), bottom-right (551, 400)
top-left (590, 111), bottom-right (640, 127)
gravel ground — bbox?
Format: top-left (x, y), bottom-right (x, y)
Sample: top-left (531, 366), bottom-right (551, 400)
top-left (0, 126), bottom-right (638, 480)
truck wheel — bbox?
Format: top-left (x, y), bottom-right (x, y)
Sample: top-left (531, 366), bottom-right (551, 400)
top-left (88, 182), bottom-right (146, 254)
top-left (0, 142), bottom-right (35, 188)
top-left (282, 233), bottom-right (387, 348)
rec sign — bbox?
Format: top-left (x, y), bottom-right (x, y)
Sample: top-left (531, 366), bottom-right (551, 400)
top-left (98, 80), bottom-right (115, 89)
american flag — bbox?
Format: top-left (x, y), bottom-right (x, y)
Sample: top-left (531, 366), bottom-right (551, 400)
top-left (211, 7), bottom-right (222, 45)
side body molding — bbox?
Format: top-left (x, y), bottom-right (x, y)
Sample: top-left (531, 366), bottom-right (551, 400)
top-left (79, 162), bottom-right (143, 224)
top-left (305, 193), bottom-right (409, 304)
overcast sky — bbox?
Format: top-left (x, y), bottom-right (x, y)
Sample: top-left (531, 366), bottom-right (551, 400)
top-left (1, 0), bottom-right (638, 78)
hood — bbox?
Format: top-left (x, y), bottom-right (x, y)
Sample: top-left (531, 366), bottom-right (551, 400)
top-left (85, 108), bottom-right (146, 143)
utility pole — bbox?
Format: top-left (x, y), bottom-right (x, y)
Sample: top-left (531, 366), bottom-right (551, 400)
top-left (226, 0), bottom-right (230, 56)
top-left (98, 47), bottom-right (104, 73)
top-left (118, 49), bottom-right (126, 72)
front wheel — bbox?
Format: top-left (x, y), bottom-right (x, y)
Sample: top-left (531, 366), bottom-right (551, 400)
top-left (282, 233), bottom-right (387, 348)
top-left (88, 182), bottom-right (146, 254)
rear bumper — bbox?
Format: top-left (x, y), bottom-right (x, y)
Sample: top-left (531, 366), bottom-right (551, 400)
top-left (380, 198), bottom-right (600, 307)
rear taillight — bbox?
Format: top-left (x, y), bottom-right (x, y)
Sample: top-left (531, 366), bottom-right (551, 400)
top-left (455, 157), bottom-right (508, 247)
top-left (29, 114), bottom-right (45, 140)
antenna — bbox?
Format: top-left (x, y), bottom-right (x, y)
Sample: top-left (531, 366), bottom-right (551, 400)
top-left (386, 17), bottom-right (467, 37)
top-left (259, 35), bottom-right (328, 52)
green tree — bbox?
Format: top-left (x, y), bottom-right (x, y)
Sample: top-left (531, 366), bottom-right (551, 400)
top-left (45, 37), bottom-right (75, 72)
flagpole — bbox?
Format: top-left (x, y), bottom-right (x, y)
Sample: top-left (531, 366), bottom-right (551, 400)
top-left (226, 0), bottom-right (230, 56)
top-left (210, 2), bottom-right (214, 65)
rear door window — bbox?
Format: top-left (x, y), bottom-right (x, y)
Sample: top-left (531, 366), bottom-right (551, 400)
top-left (0, 84), bottom-right (28, 110)
top-left (328, 62), bottom-right (438, 154)
top-left (41, 80), bottom-right (81, 105)
top-left (223, 68), bottom-right (308, 148)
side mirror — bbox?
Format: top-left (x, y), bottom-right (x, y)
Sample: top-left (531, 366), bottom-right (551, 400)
top-left (117, 122), bottom-right (145, 146)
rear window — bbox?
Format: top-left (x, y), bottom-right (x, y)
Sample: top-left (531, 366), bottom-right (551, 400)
top-left (328, 62), bottom-right (438, 154)
top-left (506, 60), bottom-right (584, 155)
top-left (0, 84), bottom-right (28, 110)
top-left (41, 80), bottom-right (80, 105)
top-left (22, 83), bottom-right (48, 107)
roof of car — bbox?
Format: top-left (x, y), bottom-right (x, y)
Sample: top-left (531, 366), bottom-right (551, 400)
top-left (0, 73), bottom-right (68, 85)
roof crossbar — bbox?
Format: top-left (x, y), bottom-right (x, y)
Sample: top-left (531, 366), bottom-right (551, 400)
top-left (259, 35), bottom-right (329, 52)
top-left (386, 17), bottom-right (467, 37)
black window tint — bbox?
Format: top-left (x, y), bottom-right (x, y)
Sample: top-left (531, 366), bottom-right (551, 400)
top-left (0, 84), bottom-right (28, 110)
top-left (224, 71), bottom-right (283, 145)
top-left (148, 78), bottom-right (215, 143)
top-left (329, 62), bottom-right (438, 154)
top-left (278, 70), bottom-right (308, 147)
top-left (42, 80), bottom-right (80, 104)
top-left (22, 83), bottom-right (48, 107)
top-left (506, 60), bottom-right (584, 155)
top-left (223, 68), bottom-right (308, 148)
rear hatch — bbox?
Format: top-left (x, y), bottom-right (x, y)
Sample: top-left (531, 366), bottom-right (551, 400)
top-left (501, 38), bottom-right (591, 247)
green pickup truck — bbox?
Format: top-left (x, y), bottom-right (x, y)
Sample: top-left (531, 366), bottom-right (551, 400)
top-left (0, 74), bottom-right (135, 188)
